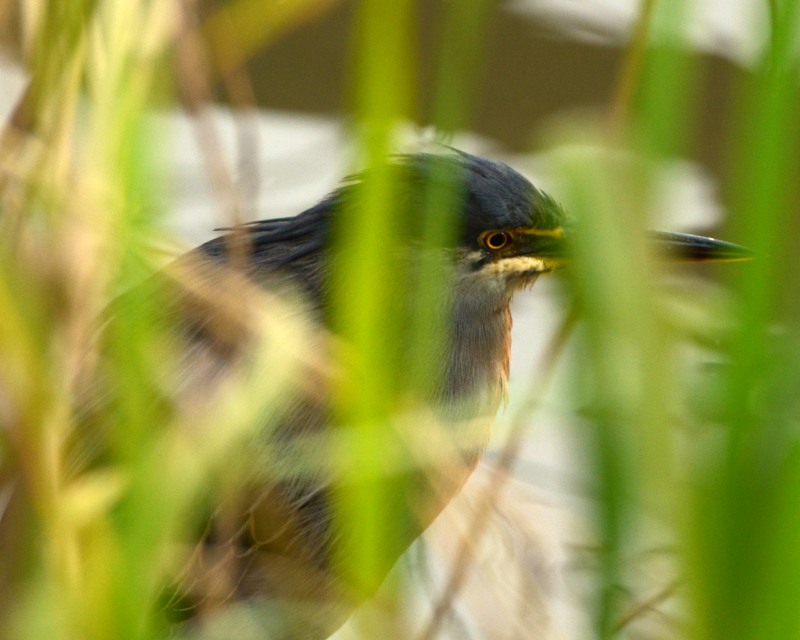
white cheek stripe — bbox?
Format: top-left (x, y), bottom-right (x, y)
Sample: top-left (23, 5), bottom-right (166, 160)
top-left (483, 255), bottom-right (556, 274)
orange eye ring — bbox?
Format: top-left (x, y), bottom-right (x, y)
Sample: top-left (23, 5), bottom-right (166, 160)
top-left (482, 231), bottom-right (509, 251)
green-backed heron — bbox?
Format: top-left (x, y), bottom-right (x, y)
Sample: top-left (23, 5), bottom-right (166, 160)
top-left (161, 150), bottom-right (748, 639)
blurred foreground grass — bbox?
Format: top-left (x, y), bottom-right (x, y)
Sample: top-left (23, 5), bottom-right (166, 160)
top-left (0, 1), bottom-right (798, 639)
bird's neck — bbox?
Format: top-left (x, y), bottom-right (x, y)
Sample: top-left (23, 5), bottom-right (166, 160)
top-left (443, 291), bottom-right (513, 417)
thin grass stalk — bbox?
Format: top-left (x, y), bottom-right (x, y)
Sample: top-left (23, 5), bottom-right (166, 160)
top-left (330, 1), bottom-right (416, 632)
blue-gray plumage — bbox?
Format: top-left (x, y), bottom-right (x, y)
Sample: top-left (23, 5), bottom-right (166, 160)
top-left (165, 150), bottom-right (748, 640)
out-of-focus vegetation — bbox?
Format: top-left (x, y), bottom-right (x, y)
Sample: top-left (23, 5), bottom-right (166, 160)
top-left (0, 1), bottom-right (798, 639)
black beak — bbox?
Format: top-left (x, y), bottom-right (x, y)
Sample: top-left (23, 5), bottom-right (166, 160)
top-left (514, 228), bottom-right (751, 266)
top-left (649, 231), bottom-right (752, 263)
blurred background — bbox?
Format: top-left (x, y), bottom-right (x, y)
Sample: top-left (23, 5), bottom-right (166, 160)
top-left (0, 1), bottom-right (798, 639)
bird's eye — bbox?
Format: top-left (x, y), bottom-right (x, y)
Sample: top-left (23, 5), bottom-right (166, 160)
top-left (481, 231), bottom-right (509, 251)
